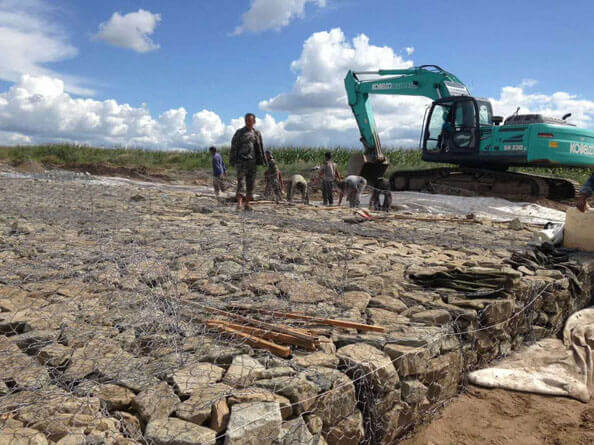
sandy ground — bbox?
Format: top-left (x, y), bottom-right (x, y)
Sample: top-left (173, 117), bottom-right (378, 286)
top-left (402, 385), bottom-right (594, 445)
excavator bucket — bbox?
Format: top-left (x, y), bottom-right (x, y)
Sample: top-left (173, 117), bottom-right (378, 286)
top-left (347, 152), bottom-right (389, 184)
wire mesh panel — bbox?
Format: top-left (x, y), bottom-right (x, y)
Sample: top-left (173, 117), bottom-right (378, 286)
top-left (0, 168), bottom-right (590, 444)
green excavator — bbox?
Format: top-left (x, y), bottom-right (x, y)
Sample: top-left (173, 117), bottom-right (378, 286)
top-left (344, 65), bottom-right (594, 200)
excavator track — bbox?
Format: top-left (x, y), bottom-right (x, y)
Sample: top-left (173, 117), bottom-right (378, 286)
top-left (389, 167), bottom-right (580, 202)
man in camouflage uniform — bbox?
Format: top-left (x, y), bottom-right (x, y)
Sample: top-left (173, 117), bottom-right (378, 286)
top-left (230, 113), bottom-right (266, 211)
top-left (319, 152), bottom-right (341, 206)
top-left (264, 150), bottom-right (283, 202)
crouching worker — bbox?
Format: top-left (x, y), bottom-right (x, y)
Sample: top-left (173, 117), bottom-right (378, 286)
top-left (369, 177), bottom-right (392, 211)
top-left (264, 150), bottom-right (283, 202)
top-left (338, 175), bottom-right (367, 208)
top-left (286, 174), bottom-right (309, 204)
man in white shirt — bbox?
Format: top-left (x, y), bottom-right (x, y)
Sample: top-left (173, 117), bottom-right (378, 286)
top-left (338, 175), bottom-right (367, 208)
top-left (286, 174), bottom-right (309, 204)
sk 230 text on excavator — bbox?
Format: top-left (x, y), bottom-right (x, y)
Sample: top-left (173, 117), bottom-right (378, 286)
top-left (344, 65), bottom-right (594, 200)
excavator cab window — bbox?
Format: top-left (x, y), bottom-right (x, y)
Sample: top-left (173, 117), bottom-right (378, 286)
top-left (478, 101), bottom-right (493, 125)
top-left (425, 102), bottom-right (453, 152)
top-left (451, 99), bottom-right (477, 150)
top-left (423, 97), bottom-right (480, 153)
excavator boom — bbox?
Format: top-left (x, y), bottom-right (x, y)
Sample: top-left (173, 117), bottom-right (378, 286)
top-left (344, 65), bottom-right (469, 161)
top-left (344, 65), bottom-right (470, 181)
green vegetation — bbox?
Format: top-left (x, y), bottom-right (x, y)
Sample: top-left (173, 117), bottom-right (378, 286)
top-left (0, 143), bottom-right (591, 184)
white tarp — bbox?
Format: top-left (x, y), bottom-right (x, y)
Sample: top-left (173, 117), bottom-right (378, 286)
top-left (2, 169), bottom-right (566, 225)
top-left (468, 307), bottom-right (594, 402)
top-left (360, 191), bottom-right (566, 225)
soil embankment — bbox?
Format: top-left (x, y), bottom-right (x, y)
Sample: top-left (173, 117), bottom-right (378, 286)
top-left (402, 386), bottom-right (594, 445)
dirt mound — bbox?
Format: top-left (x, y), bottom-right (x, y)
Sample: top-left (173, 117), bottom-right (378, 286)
top-left (72, 162), bottom-right (171, 182)
top-left (13, 159), bottom-right (45, 174)
top-left (401, 386), bottom-right (594, 445)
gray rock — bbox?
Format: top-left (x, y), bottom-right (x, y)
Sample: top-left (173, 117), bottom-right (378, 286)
top-left (276, 279), bottom-right (335, 303)
top-left (172, 362), bottom-right (225, 396)
top-left (228, 387), bottom-right (292, 419)
top-left (293, 352), bottom-right (339, 368)
top-left (384, 343), bottom-right (430, 377)
top-left (368, 295), bottom-right (408, 313)
top-left (366, 307), bottom-right (408, 329)
top-left (304, 414), bottom-right (323, 435)
top-left (411, 309), bottom-right (452, 326)
top-left (255, 375), bottom-right (319, 415)
top-left (336, 343), bottom-right (399, 390)
top-left (91, 384), bottom-right (135, 411)
top-left (210, 398), bottom-right (230, 433)
top-left (224, 402), bottom-right (282, 445)
top-left (323, 410), bottom-right (364, 445)
top-left (0, 336), bottom-right (50, 389)
top-left (131, 382), bottom-right (180, 422)
top-left (275, 417), bottom-right (314, 445)
top-left (223, 355), bottom-right (266, 387)
top-left (0, 428), bottom-right (48, 445)
top-left (509, 218), bottom-right (523, 230)
top-left (401, 380), bottom-right (428, 405)
top-left (145, 417), bottom-right (216, 445)
top-left (338, 291), bottom-right (371, 312)
top-left (38, 343), bottom-right (71, 367)
top-left (176, 383), bottom-right (231, 425)
top-left (305, 367), bottom-right (357, 427)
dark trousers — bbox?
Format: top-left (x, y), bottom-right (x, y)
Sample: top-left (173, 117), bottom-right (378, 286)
top-left (322, 180), bottom-right (334, 205)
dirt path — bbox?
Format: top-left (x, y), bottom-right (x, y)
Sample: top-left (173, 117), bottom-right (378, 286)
top-left (401, 386), bottom-right (594, 445)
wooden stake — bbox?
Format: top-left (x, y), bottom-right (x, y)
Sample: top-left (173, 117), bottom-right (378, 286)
top-left (207, 319), bottom-right (317, 351)
top-left (190, 303), bottom-right (319, 343)
top-left (207, 321), bottom-right (291, 358)
top-left (230, 306), bottom-right (386, 333)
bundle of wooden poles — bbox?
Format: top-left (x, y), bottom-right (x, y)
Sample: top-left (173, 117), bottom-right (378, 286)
top-left (201, 304), bottom-right (385, 358)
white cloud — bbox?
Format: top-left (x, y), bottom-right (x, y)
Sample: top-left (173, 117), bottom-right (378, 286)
top-left (95, 9), bottom-right (161, 53)
top-left (405, 46), bottom-right (415, 55)
top-left (2, 29), bottom-right (594, 150)
top-left (233, 0), bottom-right (326, 35)
top-left (0, 74), bottom-right (244, 148)
top-left (0, 0), bottom-right (92, 95)
top-left (520, 78), bottom-right (538, 89)
top-left (490, 85), bottom-right (594, 128)
top-left (258, 28), bottom-right (423, 146)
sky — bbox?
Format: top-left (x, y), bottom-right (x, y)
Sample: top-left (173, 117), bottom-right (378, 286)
top-left (1, 0), bottom-right (593, 149)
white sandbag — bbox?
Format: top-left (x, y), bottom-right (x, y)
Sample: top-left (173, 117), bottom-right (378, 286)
top-left (530, 222), bottom-right (564, 246)
top-left (564, 208), bottom-right (594, 251)
top-left (468, 307), bottom-right (594, 402)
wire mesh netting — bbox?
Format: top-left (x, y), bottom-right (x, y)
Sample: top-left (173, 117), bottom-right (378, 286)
top-left (0, 168), bottom-right (590, 444)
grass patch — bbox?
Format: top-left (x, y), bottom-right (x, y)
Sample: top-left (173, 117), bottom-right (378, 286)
top-left (0, 143), bottom-right (591, 184)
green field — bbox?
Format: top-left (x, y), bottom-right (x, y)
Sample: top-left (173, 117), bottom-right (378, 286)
top-left (0, 143), bottom-right (591, 184)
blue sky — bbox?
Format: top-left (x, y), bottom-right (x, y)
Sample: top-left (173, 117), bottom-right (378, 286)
top-left (1, 0), bottom-right (593, 148)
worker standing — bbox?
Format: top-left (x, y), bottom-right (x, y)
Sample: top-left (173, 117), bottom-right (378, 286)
top-left (577, 174), bottom-right (594, 212)
top-left (230, 113), bottom-right (266, 211)
top-left (286, 174), bottom-right (309, 204)
top-left (338, 175), bottom-right (367, 208)
top-left (320, 152), bottom-right (341, 206)
top-left (209, 146), bottom-right (227, 199)
top-left (264, 150), bottom-right (283, 202)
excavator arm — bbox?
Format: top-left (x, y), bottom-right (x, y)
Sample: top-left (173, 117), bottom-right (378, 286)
top-left (344, 65), bottom-right (469, 164)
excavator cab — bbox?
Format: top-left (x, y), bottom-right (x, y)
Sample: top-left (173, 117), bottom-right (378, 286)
top-left (423, 96), bottom-right (492, 161)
